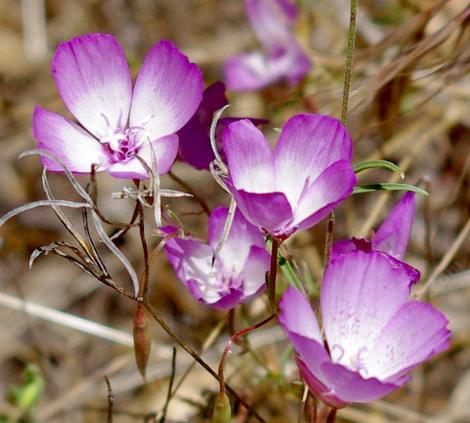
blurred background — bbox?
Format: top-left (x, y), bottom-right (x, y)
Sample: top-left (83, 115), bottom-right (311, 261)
top-left (0, 0), bottom-right (469, 421)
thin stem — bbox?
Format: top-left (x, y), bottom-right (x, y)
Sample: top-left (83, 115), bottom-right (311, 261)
top-left (218, 314), bottom-right (275, 393)
top-left (104, 376), bottom-right (113, 423)
top-left (143, 300), bottom-right (266, 423)
top-left (341, 0), bottom-right (358, 126)
top-left (323, 212), bottom-right (335, 268)
top-left (159, 348), bottom-right (177, 423)
top-left (326, 408), bottom-right (337, 423)
top-left (137, 203), bottom-right (150, 299)
top-left (268, 238), bottom-right (280, 313)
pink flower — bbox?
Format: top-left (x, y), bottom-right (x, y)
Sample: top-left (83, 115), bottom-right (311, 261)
top-left (164, 207), bottom-right (270, 309)
top-left (279, 250), bottom-right (450, 408)
top-left (333, 192), bottom-right (416, 260)
top-left (224, 0), bottom-right (311, 91)
top-left (33, 33), bottom-right (204, 179)
top-left (222, 114), bottom-right (356, 239)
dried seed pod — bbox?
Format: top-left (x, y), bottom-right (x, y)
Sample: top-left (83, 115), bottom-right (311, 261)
top-left (133, 302), bottom-right (151, 380)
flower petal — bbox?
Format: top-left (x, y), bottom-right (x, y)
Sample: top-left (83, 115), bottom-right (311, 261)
top-left (130, 40), bottom-right (204, 141)
top-left (319, 361), bottom-right (400, 405)
top-left (52, 33), bottom-right (132, 139)
top-left (292, 160), bottom-right (356, 230)
top-left (187, 280), bottom-right (244, 310)
top-left (177, 81), bottom-right (227, 169)
top-left (231, 189), bottom-right (293, 237)
top-left (208, 207), bottom-right (265, 274)
top-left (239, 245), bottom-right (270, 296)
top-left (223, 119), bottom-right (275, 192)
top-left (33, 107), bottom-right (110, 173)
top-left (275, 114), bottom-right (352, 205)
top-left (106, 134), bottom-right (178, 179)
top-left (367, 300), bottom-right (450, 381)
top-left (165, 237), bottom-right (222, 303)
top-left (279, 286), bottom-right (323, 342)
top-left (373, 192), bottom-right (415, 260)
top-left (321, 251), bottom-right (415, 362)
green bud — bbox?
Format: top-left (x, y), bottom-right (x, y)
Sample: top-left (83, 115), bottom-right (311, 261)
top-left (212, 391), bottom-right (231, 423)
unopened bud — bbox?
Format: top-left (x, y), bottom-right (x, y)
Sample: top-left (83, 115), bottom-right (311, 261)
top-left (212, 391), bottom-right (231, 423)
top-left (133, 302), bottom-right (151, 380)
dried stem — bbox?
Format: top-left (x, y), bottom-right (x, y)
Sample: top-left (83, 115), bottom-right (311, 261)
top-left (159, 348), bottom-right (177, 423)
top-left (323, 212), bottom-right (335, 268)
top-left (104, 376), bottom-right (113, 423)
top-left (326, 408), bottom-right (337, 423)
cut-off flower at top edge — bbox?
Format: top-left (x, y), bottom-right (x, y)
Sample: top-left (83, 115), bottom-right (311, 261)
top-left (33, 33), bottom-right (204, 179)
top-left (279, 250), bottom-right (450, 408)
top-left (224, 0), bottom-right (311, 91)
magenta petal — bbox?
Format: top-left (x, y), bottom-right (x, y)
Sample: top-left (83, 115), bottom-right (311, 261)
top-left (275, 114), bottom-right (353, 205)
top-left (208, 207), bottom-right (265, 273)
top-left (321, 251), bottom-right (415, 360)
top-left (223, 119), bottom-right (275, 192)
top-left (293, 160), bottom-right (356, 230)
top-left (52, 33), bottom-right (132, 139)
top-left (373, 192), bottom-right (415, 260)
top-left (187, 279), bottom-right (244, 310)
top-left (279, 286), bottom-right (322, 342)
top-left (319, 362), bottom-right (400, 404)
top-left (367, 301), bottom-right (450, 381)
top-left (33, 107), bottom-right (110, 173)
top-left (130, 40), bottom-right (204, 141)
top-left (177, 81), bottom-right (227, 170)
top-left (106, 134), bottom-right (178, 179)
top-left (231, 189), bottom-right (293, 236)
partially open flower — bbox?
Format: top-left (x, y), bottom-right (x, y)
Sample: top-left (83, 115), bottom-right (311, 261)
top-left (164, 207), bottom-right (270, 309)
top-left (224, 0), bottom-right (311, 91)
top-left (222, 114), bottom-right (356, 239)
top-left (177, 81), bottom-right (267, 170)
top-left (333, 192), bottom-right (416, 260)
top-left (279, 250), bottom-right (450, 408)
top-left (33, 33), bottom-right (203, 179)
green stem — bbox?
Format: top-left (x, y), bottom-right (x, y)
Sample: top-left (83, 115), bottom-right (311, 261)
top-left (341, 0), bottom-right (358, 126)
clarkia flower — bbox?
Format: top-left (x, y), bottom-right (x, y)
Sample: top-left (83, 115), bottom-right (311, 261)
top-left (224, 0), bottom-right (311, 91)
top-left (279, 250), bottom-right (450, 408)
top-left (33, 33), bottom-right (204, 178)
top-left (333, 192), bottom-right (416, 260)
top-left (222, 113), bottom-right (356, 239)
top-left (164, 207), bottom-right (270, 309)
top-left (177, 81), bottom-right (267, 170)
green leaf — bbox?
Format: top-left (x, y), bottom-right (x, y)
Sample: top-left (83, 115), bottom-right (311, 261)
top-left (353, 183), bottom-right (428, 196)
top-left (9, 365), bottom-right (45, 412)
top-left (266, 239), bottom-right (303, 291)
top-left (353, 159), bottom-right (404, 177)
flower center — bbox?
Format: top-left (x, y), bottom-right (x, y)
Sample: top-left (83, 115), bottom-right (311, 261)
top-left (331, 344), bottom-right (369, 378)
top-left (100, 126), bottom-right (150, 163)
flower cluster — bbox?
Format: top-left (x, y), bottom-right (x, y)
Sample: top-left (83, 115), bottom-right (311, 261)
top-left (22, 5), bottom-right (451, 414)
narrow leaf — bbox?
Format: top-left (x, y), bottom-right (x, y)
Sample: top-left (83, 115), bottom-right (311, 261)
top-left (353, 183), bottom-right (428, 196)
top-left (353, 159), bottom-right (404, 178)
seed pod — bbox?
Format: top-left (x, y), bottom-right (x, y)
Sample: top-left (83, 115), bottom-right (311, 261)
top-left (133, 302), bottom-right (151, 380)
top-left (212, 391), bottom-right (231, 423)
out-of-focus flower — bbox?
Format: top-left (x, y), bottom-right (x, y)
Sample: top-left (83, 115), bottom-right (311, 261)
top-left (333, 192), bottom-right (416, 260)
top-left (279, 250), bottom-right (450, 408)
top-left (33, 33), bottom-right (203, 179)
top-left (224, 0), bottom-right (311, 91)
top-left (164, 207), bottom-right (269, 309)
top-left (177, 81), bottom-right (267, 170)
top-left (222, 113), bottom-right (356, 239)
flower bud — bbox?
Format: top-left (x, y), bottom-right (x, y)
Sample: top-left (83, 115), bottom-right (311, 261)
top-left (212, 391), bottom-right (231, 423)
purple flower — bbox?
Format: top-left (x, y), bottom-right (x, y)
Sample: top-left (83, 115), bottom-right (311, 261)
top-left (177, 81), bottom-right (267, 170)
top-left (164, 207), bottom-right (270, 309)
top-left (279, 251), bottom-right (450, 408)
top-left (224, 0), bottom-right (311, 91)
top-left (33, 33), bottom-right (204, 179)
top-left (333, 192), bottom-right (415, 260)
top-left (222, 114), bottom-right (356, 239)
